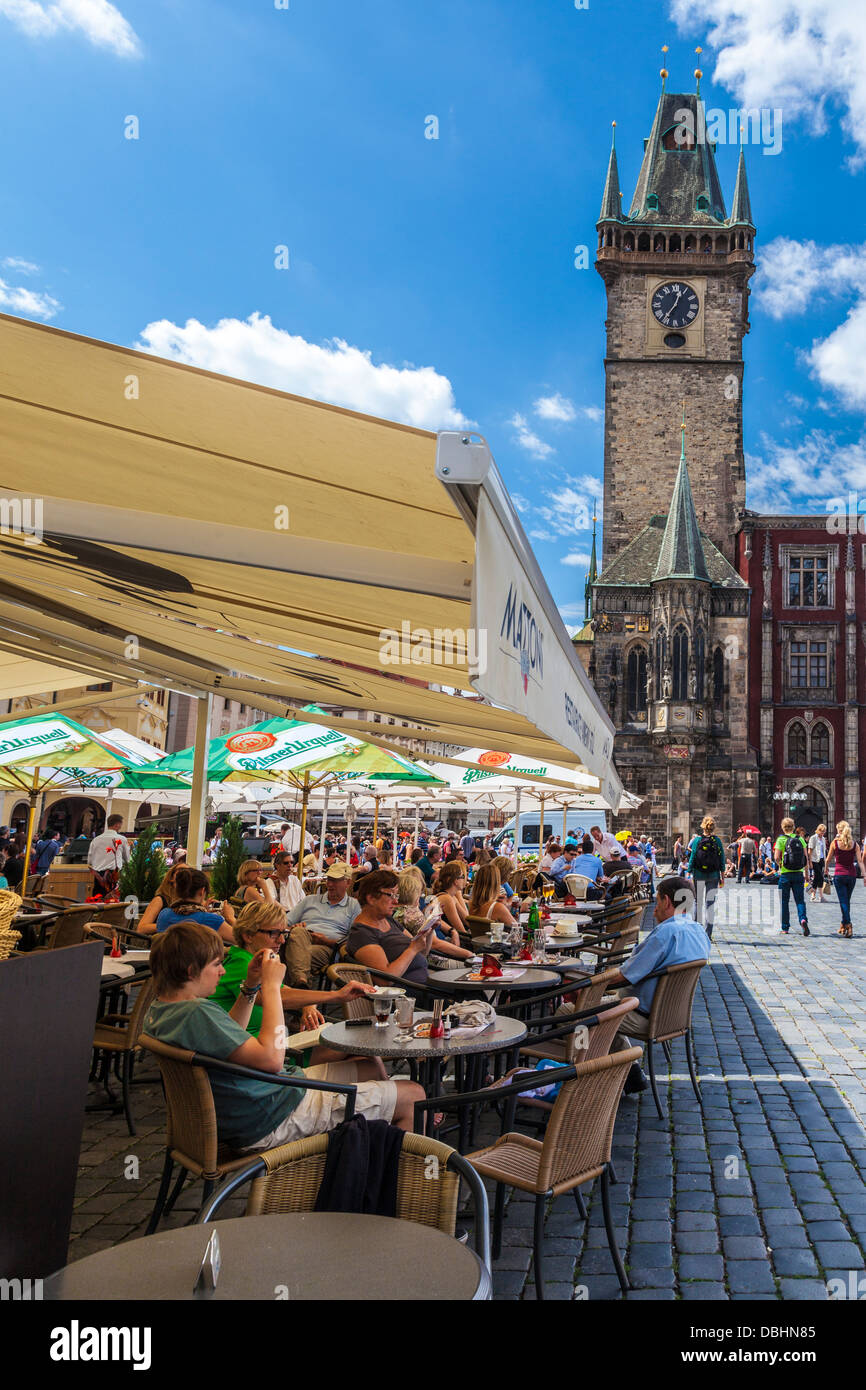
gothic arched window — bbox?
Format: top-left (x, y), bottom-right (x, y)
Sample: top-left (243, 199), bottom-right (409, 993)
top-left (672, 626), bottom-right (688, 700)
top-left (626, 647), bottom-right (648, 720)
top-left (810, 721), bottom-right (830, 767)
top-left (787, 722), bottom-right (807, 767)
top-left (694, 627), bottom-right (705, 699)
top-left (655, 629), bottom-right (667, 690)
top-left (713, 647), bottom-right (725, 713)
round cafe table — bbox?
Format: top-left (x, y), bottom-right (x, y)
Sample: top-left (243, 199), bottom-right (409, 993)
top-left (44, 1212), bottom-right (490, 1301)
top-left (427, 966), bottom-right (559, 993)
top-left (320, 1011), bottom-right (527, 1096)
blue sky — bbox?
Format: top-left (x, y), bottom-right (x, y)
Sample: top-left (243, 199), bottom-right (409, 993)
top-left (1, 0), bottom-right (864, 629)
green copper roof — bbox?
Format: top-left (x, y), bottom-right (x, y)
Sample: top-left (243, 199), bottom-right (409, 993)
top-left (628, 92), bottom-right (727, 225)
top-left (596, 516), bottom-right (746, 589)
top-left (653, 425), bottom-right (710, 581)
top-left (599, 138), bottom-right (622, 221)
top-left (584, 513), bottom-right (599, 618)
top-left (729, 147), bottom-right (754, 226)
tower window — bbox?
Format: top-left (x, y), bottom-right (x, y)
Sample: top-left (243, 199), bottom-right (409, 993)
top-left (672, 626), bottom-right (688, 700)
top-left (626, 646), bottom-right (648, 720)
top-left (664, 333), bottom-right (686, 349)
top-left (787, 721), bottom-right (807, 766)
top-left (696, 193), bottom-right (710, 211)
top-left (713, 647), bottom-right (725, 713)
top-left (787, 553), bottom-right (829, 607)
top-left (810, 721), bottom-right (830, 766)
top-left (646, 194), bottom-right (659, 211)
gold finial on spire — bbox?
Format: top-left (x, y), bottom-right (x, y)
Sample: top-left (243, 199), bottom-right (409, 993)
top-left (660, 43), bottom-right (669, 86)
top-left (680, 401), bottom-right (687, 460)
top-left (694, 45), bottom-right (703, 95)
top-left (611, 119), bottom-right (616, 149)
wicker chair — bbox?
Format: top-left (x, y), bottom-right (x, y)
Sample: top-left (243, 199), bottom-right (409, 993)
top-left (326, 961), bottom-right (375, 1017)
top-left (519, 995), bottom-right (639, 1066)
top-left (564, 873), bottom-right (591, 901)
top-left (578, 922), bottom-right (641, 974)
top-left (195, 1130), bottom-right (491, 1278)
top-left (92, 977), bottom-right (157, 1135)
top-left (139, 1034), bottom-right (359, 1232)
top-left (0, 889), bottom-right (23, 960)
top-left (464, 914), bottom-right (494, 940)
top-left (42, 905), bottom-right (97, 950)
top-left (641, 960), bottom-right (706, 1119)
top-left (464, 1048), bottom-right (642, 1296)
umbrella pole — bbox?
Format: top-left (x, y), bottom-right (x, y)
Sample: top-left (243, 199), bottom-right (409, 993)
top-left (512, 788), bottom-right (521, 865)
top-left (345, 790), bottom-right (354, 866)
top-left (297, 775), bottom-right (309, 880)
top-left (187, 694), bottom-right (213, 869)
top-left (255, 801), bottom-right (262, 835)
top-left (562, 802), bottom-right (568, 844)
top-left (414, 805), bottom-right (420, 852)
top-left (318, 786), bottom-right (331, 875)
top-left (539, 794), bottom-right (545, 876)
top-left (373, 796), bottom-right (379, 848)
top-left (23, 773), bottom-right (40, 892)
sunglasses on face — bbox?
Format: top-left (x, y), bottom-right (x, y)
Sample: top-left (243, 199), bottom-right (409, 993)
top-left (259, 927), bottom-right (287, 940)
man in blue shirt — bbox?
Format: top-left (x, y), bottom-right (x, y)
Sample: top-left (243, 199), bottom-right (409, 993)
top-left (284, 862), bottom-right (362, 986)
top-left (35, 830), bottom-right (65, 875)
top-left (548, 846), bottom-right (578, 898)
top-left (600, 874), bottom-right (709, 1092)
top-left (568, 836), bottom-right (608, 899)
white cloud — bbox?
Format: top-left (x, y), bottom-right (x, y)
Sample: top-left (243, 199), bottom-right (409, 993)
top-left (0, 277), bottom-right (60, 318)
top-left (535, 474), bottom-right (603, 536)
top-left (561, 551), bottom-right (593, 568)
top-left (508, 412), bottom-right (555, 459)
top-left (558, 602), bottom-right (586, 621)
top-left (808, 300), bottom-right (866, 409)
top-left (582, 405), bottom-right (603, 423)
top-left (0, 0), bottom-right (140, 56)
top-left (534, 393), bottom-right (576, 423)
top-left (134, 313), bottom-right (471, 430)
top-left (746, 431), bottom-right (866, 512)
top-left (755, 238), bottom-right (866, 407)
top-left (2, 256), bottom-right (39, 274)
top-left (669, 0), bottom-right (866, 165)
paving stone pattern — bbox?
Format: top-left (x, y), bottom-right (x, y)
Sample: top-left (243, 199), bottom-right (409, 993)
top-left (69, 884), bottom-right (866, 1300)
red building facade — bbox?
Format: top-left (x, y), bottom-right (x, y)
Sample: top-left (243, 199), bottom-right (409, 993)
top-left (738, 514), bottom-right (863, 838)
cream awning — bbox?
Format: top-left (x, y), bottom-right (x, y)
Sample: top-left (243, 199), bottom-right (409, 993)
top-left (0, 312), bottom-right (622, 808)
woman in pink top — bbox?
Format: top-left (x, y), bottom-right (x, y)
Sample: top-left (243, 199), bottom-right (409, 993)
top-left (825, 821), bottom-right (866, 938)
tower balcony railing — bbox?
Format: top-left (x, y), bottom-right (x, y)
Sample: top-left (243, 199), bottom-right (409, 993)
top-left (596, 246), bottom-right (754, 269)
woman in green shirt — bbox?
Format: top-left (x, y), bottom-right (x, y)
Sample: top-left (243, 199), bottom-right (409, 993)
top-left (210, 901), bottom-right (376, 1063)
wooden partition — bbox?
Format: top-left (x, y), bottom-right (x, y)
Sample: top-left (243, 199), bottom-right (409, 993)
top-left (0, 941), bottom-right (104, 1278)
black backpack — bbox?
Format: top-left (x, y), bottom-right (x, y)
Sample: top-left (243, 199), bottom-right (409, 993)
top-left (782, 836), bottom-right (806, 871)
top-left (693, 835), bottom-right (724, 874)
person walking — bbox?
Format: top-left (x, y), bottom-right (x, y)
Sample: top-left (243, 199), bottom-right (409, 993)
top-left (736, 831), bottom-right (757, 883)
top-left (825, 821), bottom-right (866, 937)
top-left (774, 817), bottom-right (810, 937)
top-left (686, 815), bottom-right (726, 938)
top-left (807, 824), bottom-right (829, 904)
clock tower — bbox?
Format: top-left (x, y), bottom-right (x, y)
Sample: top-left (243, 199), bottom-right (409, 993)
top-left (596, 73), bottom-right (755, 567)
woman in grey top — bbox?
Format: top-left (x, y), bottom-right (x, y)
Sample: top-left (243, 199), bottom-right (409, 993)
top-left (808, 824), bottom-right (829, 903)
top-left (347, 870), bottom-right (434, 985)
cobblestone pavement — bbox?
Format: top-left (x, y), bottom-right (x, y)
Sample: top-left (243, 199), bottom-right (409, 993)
top-left (68, 882), bottom-right (866, 1301)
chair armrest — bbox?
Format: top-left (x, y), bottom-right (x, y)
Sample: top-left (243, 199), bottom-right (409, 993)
top-left (357, 964), bottom-right (458, 1001)
top-left (191, 1052), bottom-right (358, 1119)
top-left (413, 1064), bottom-right (580, 1130)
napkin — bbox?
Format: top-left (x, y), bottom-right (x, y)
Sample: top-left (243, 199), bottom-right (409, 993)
top-left (479, 954), bottom-right (503, 978)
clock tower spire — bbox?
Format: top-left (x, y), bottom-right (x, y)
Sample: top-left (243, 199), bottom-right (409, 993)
top-left (596, 65), bottom-right (755, 567)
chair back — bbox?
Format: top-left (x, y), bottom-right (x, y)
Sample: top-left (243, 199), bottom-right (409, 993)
top-left (47, 906), bottom-right (95, 949)
top-left (581, 996), bottom-right (640, 1062)
top-left (564, 874), bottom-right (590, 900)
top-left (537, 1047), bottom-right (642, 1191)
top-left (0, 889), bottom-right (23, 959)
top-left (91, 904), bottom-right (134, 929)
top-left (25, 874), bottom-right (46, 896)
top-left (124, 977), bottom-right (158, 1046)
top-left (647, 960), bottom-right (706, 1042)
top-left (139, 1033), bottom-right (222, 1177)
top-left (463, 914), bottom-right (493, 940)
top-left (326, 962), bottom-right (375, 1016)
top-left (245, 1131), bottom-right (461, 1234)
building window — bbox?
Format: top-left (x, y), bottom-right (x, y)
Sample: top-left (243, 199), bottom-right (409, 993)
top-left (696, 193), bottom-right (709, 211)
top-left (626, 647), bottom-right (647, 720)
top-left (787, 554), bottom-right (829, 607)
top-left (655, 629), bottom-right (667, 691)
top-left (694, 627), bottom-right (705, 699)
top-left (635, 772), bottom-right (647, 796)
top-left (787, 722), bottom-right (807, 766)
top-left (713, 647), bottom-right (724, 712)
top-left (672, 626), bottom-right (688, 700)
top-left (810, 721), bottom-right (830, 766)
top-left (646, 193), bottom-right (659, 209)
top-left (790, 640), bottom-right (828, 688)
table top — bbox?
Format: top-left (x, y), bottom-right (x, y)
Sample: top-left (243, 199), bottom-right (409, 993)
top-left (44, 1212), bottom-right (489, 1301)
top-left (100, 958), bottom-right (136, 979)
top-left (428, 966), bottom-right (559, 992)
top-left (320, 1011), bottom-right (526, 1060)
top-left (474, 933), bottom-right (585, 953)
top-left (13, 909), bottom-right (59, 926)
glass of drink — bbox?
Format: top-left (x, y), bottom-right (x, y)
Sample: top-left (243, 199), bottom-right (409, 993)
top-left (490, 921), bottom-right (504, 944)
top-left (395, 996), bottom-right (415, 1037)
top-left (531, 929), bottom-right (546, 963)
top-left (373, 992), bottom-right (393, 1027)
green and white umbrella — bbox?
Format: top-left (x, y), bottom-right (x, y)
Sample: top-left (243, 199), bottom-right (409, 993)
top-left (0, 712), bottom-right (188, 877)
top-left (151, 715), bottom-right (443, 874)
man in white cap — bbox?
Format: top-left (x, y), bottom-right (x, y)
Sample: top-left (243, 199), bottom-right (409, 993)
top-left (283, 861), bottom-right (361, 987)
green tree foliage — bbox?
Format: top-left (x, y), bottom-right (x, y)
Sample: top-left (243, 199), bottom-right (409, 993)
top-left (209, 816), bottom-right (246, 901)
top-left (118, 823), bottom-right (166, 908)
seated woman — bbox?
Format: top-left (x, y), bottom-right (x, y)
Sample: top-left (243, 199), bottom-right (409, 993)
top-left (346, 870), bottom-right (434, 985)
top-left (154, 868), bottom-right (235, 945)
top-left (209, 900), bottom-right (376, 1064)
top-left (435, 861), bottom-right (473, 941)
top-left (230, 859), bottom-right (276, 912)
top-left (491, 856), bottom-right (518, 903)
top-left (145, 922), bottom-right (425, 1142)
top-left (394, 865), bottom-right (472, 969)
top-left (468, 864), bottom-right (517, 928)
top-left (137, 864), bottom-right (215, 935)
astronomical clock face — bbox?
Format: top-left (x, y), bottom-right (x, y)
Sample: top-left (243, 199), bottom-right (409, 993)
top-left (650, 281), bottom-right (700, 329)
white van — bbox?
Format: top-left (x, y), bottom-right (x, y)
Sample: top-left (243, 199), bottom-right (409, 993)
top-left (492, 809), bottom-right (608, 858)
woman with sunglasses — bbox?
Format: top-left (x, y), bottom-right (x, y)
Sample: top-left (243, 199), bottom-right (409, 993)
top-left (231, 858), bottom-right (278, 911)
top-left (210, 901), bottom-right (376, 1058)
top-left (346, 870), bottom-right (434, 984)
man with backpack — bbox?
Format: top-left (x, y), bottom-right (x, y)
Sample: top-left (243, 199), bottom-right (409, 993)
top-left (686, 815), bottom-right (726, 938)
top-left (774, 817), bottom-right (810, 936)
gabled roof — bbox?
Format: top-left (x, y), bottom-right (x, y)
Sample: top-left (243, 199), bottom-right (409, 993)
top-left (628, 92), bottom-right (727, 226)
top-left (597, 517), bottom-right (746, 589)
